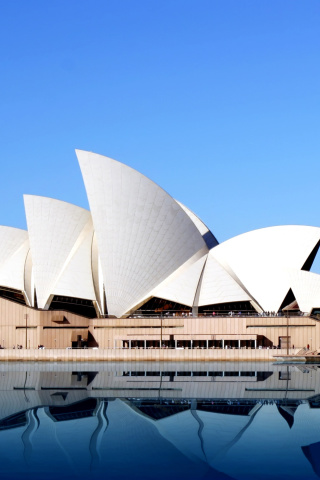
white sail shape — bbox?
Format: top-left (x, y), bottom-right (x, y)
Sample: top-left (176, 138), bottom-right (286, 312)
top-left (0, 226), bottom-right (29, 292)
top-left (152, 253), bottom-right (207, 307)
top-left (211, 226), bottom-right (320, 312)
top-left (288, 269), bottom-right (320, 313)
top-left (197, 251), bottom-right (251, 307)
top-left (0, 150), bottom-right (317, 319)
top-left (176, 201), bottom-right (211, 236)
top-left (176, 201), bottom-right (218, 249)
top-left (76, 150), bottom-right (207, 317)
top-left (52, 217), bottom-right (95, 301)
top-left (24, 195), bottom-right (96, 309)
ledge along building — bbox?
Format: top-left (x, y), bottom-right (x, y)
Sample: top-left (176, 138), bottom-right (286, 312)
top-left (1, 150), bottom-right (320, 354)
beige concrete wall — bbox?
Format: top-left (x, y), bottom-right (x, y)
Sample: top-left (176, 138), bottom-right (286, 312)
top-left (0, 297), bottom-right (318, 357)
top-left (245, 316), bottom-right (317, 349)
top-left (92, 316), bottom-right (318, 351)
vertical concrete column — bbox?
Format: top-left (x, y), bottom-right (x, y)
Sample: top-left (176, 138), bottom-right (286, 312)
top-left (144, 340), bottom-right (146, 350)
top-left (222, 339), bottom-right (224, 349)
top-left (238, 339), bottom-right (241, 349)
top-left (191, 340), bottom-right (193, 349)
top-left (206, 340), bottom-right (209, 349)
top-left (254, 339), bottom-right (257, 349)
top-left (129, 340), bottom-right (131, 349)
top-left (175, 340), bottom-right (177, 349)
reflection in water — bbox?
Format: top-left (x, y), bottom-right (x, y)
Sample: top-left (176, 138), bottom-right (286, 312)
top-left (21, 408), bottom-right (40, 465)
top-left (89, 400), bottom-right (109, 471)
top-left (0, 362), bottom-right (320, 479)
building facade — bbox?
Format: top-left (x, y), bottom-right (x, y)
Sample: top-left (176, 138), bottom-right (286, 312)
top-left (0, 150), bottom-right (320, 352)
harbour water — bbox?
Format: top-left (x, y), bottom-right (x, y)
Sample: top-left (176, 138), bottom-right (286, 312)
top-left (0, 361), bottom-right (320, 480)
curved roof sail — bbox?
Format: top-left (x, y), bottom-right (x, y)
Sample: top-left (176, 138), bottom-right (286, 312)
top-left (197, 251), bottom-right (252, 307)
top-left (0, 149), bottom-right (317, 319)
top-left (24, 195), bottom-right (96, 309)
top-left (176, 201), bottom-right (218, 249)
top-left (0, 226), bottom-right (29, 293)
top-left (77, 150), bottom-right (207, 317)
top-left (211, 226), bottom-right (320, 312)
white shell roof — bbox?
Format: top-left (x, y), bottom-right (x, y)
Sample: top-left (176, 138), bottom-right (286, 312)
top-left (0, 151), bottom-right (320, 317)
top-left (176, 201), bottom-right (210, 236)
top-left (288, 269), bottom-right (320, 313)
top-left (24, 195), bottom-right (96, 309)
top-left (52, 216), bottom-right (96, 301)
top-left (211, 225), bottom-right (320, 312)
top-left (197, 250), bottom-right (251, 307)
top-left (77, 150), bottom-right (207, 317)
top-left (176, 201), bottom-right (219, 250)
top-left (152, 252), bottom-right (207, 307)
top-left (0, 226), bottom-right (29, 292)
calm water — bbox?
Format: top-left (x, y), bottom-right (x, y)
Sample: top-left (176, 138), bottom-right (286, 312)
top-left (0, 361), bottom-right (319, 480)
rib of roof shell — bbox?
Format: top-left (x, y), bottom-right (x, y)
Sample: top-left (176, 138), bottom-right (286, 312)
top-left (210, 225), bottom-right (320, 313)
top-left (76, 150), bottom-right (209, 318)
top-left (149, 248), bottom-right (252, 309)
top-left (150, 252), bottom-right (208, 307)
top-left (197, 250), bottom-right (252, 307)
top-left (24, 195), bottom-right (96, 310)
top-left (176, 201), bottom-right (219, 249)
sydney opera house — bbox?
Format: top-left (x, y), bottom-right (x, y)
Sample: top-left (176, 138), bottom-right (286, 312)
top-left (1, 150), bottom-right (320, 352)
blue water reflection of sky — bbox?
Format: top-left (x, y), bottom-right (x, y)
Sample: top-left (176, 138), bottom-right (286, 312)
top-left (0, 362), bottom-right (320, 480)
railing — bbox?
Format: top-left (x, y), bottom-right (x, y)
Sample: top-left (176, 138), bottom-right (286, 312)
top-left (0, 346), bottom-right (299, 351)
top-left (100, 310), bottom-right (309, 319)
top-left (120, 346), bottom-right (284, 350)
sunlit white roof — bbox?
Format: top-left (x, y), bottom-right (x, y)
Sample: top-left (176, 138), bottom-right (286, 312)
top-left (0, 151), bottom-right (319, 317)
top-left (211, 225), bottom-right (320, 312)
top-left (0, 226), bottom-right (29, 292)
top-left (77, 150), bottom-right (207, 317)
top-left (24, 195), bottom-right (96, 309)
top-left (197, 250), bottom-right (251, 307)
top-left (152, 252), bottom-right (207, 307)
top-left (176, 201), bottom-right (210, 236)
top-left (288, 269), bottom-right (320, 313)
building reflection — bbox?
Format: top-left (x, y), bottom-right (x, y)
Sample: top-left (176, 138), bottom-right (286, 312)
top-left (0, 363), bottom-right (320, 479)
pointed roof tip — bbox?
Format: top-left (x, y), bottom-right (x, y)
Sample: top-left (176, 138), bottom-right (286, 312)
top-left (75, 148), bottom-right (88, 159)
top-left (75, 149), bottom-right (111, 159)
top-left (75, 149), bottom-right (126, 169)
top-left (75, 148), bottom-right (94, 156)
top-left (75, 149), bottom-right (98, 161)
top-left (23, 193), bottom-right (35, 205)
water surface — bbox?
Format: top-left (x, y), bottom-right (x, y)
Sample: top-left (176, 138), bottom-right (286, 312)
top-left (0, 361), bottom-right (319, 480)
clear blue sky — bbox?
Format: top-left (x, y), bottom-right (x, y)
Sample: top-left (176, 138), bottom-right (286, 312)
top-left (1, 0), bottom-right (319, 243)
